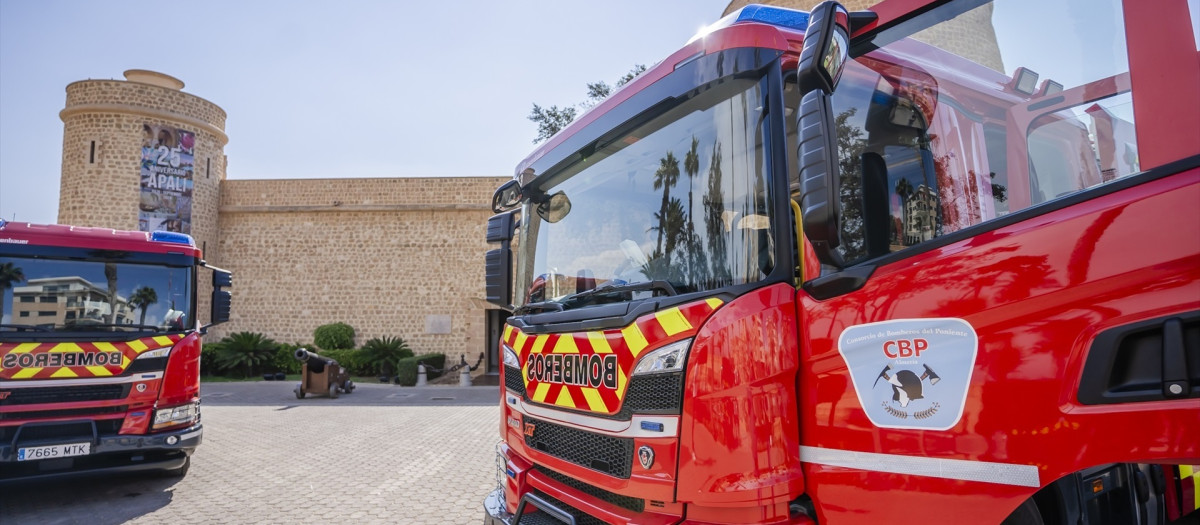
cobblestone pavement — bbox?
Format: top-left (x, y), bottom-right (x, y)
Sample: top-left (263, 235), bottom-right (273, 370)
top-left (0, 384), bottom-right (501, 525)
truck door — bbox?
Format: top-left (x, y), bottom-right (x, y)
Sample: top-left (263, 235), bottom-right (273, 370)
top-left (790, 0), bottom-right (1200, 522)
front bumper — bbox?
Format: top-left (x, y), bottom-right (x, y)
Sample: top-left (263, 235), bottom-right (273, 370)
top-left (484, 487), bottom-right (514, 525)
top-left (0, 423), bottom-right (202, 483)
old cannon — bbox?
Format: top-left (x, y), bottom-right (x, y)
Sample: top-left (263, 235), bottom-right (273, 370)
top-left (293, 348), bottom-right (355, 399)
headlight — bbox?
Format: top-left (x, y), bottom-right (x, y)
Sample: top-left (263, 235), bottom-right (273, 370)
top-left (153, 401), bottom-right (199, 430)
top-left (503, 345), bottom-right (520, 368)
top-left (632, 338), bottom-right (691, 375)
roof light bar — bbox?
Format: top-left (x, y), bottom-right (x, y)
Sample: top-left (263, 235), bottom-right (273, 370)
top-left (690, 4), bottom-right (810, 43)
top-left (735, 4), bottom-right (810, 31)
top-left (150, 230), bottom-right (195, 246)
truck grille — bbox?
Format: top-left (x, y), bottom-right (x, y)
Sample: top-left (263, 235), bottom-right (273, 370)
top-left (0, 417), bottom-right (123, 443)
top-left (524, 416), bottom-right (633, 479)
top-left (530, 488), bottom-right (608, 525)
top-left (516, 371), bottom-right (684, 422)
top-left (0, 405), bottom-right (128, 422)
top-left (504, 365), bottom-right (526, 396)
top-left (535, 466), bottom-right (645, 513)
top-left (614, 372), bottom-right (683, 418)
top-left (0, 384), bottom-right (131, 406)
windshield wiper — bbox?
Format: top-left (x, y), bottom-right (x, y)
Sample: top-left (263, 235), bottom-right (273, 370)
top-left (512, 301), bottom-right (566, 316)
top-left (0, 324), bottom-right (52, 332)
top-left (567, 280), bottom-right (678, 303)
top-left (66, 323), bottom-right (163, 331)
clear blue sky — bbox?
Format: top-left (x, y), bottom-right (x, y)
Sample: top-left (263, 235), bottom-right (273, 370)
top-left (0, 0), bottom-right (731, 225)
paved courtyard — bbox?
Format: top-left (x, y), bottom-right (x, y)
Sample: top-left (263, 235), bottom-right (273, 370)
top-left (0, 382), bottom-right (502, 525)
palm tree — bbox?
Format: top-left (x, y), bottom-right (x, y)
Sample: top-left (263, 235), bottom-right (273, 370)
top-left (652, 151), bottom-right (681, 255)
top-left (0, 262), bottom-right (26, 323)
top-left (104, 263), bottom-right (118, 325)
top-left (128, 286), bottom-right (158, 326)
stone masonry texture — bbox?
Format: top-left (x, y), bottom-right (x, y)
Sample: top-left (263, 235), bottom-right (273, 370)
top-left (55, 71), bottom-right (512, 372)
top-left (214, 176), bottom-right (509, 361)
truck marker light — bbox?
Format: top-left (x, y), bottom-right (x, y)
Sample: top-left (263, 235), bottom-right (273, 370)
top-left (640, 421), bottom-right (665, 432)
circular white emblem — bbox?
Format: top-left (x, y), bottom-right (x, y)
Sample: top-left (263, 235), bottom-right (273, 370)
top-left (136, 383), bottom-right (147, 393)
top-left (637, 446), bottom-right (654, 469)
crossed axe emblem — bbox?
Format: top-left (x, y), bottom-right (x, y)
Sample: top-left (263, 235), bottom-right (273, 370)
top-left (873, 363), bottom-right (941, 408)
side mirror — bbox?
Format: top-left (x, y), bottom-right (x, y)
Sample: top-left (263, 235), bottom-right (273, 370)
top-left (485, 211), bottom-right (516, 309)
top-left (537, 191), bottom-right (572, 224)
top-left (796, 1), bottom-right (851, 269)
top-left (492, 180), bottom-right (523, 213)
top-left (207, 266), bottom-right (232, 328)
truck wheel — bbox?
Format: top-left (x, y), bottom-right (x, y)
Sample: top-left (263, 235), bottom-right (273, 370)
top-left (295, 386), bottom-right (304, 399)
top-left (1001, 499), bottom-right (1043, 525)
top-left (329, 384), bottom-right (339, 399)
top-left (345, 381), bottom-right (355, 393)
top-left (161, 456), bottom-right (191, 478)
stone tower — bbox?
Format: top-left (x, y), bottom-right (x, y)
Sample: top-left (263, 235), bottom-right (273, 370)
top-left (57, 70), bottom-right (227, 263)
top-left (722, 0), bottom-right (1004, 73)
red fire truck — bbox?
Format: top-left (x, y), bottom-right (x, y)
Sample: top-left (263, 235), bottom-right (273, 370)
top-left (0, 220), bottom-right (231, 481)
top-left (483, 0), bottom-right (1199, 523)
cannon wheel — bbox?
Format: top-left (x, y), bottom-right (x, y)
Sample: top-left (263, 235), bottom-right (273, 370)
top-left (329, 384), bottom-right (339, 399)
top-left (294, 385), bottom-right (305, 399)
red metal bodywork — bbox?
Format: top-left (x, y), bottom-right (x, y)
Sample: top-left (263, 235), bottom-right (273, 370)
top-left (491, 1), bottom-right (1200, 523)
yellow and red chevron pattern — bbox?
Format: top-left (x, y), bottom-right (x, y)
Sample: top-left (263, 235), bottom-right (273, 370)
top-left (503, 298), bottom-right (723, 415)
top-left (0, 334), bottom-right (184, 380)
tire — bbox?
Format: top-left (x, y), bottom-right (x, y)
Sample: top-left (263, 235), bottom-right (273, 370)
top-left (329, 384), bottom-right (339, 399)
top-left (295, 386), bottom-right (304, 399)
top-left (345, 381), bottom-right (355, 393)
top-left (1001, 499), bottom-right (1043, 525)
top-left (161, 456), bottom-right (191, 478)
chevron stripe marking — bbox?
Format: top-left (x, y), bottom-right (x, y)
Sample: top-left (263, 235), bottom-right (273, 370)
top-left (655, 308), bottom-right (692, 336)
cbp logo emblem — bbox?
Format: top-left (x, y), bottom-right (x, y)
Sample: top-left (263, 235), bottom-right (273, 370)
top-left (838, 318), bottom-right (977, 431)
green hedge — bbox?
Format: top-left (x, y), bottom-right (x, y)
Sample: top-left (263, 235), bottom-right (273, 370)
top-left (314, 322), bottom-right (356, 350)
top-left (273, 343), bottom-right (310, 375)
top-left (200, 343), bottom-right (220, 376)
top-left (395, 353), bottom-right (446, 386)
top-left (315, 348), bottom-right (373, 376)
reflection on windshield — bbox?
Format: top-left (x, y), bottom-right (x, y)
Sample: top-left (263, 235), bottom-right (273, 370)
top-left (0, 257), bottom-right (192, 334)
top-left (516, 78), bottom-right (773, 308)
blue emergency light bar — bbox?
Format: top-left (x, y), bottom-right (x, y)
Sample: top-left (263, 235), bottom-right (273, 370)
top-left (692, 4), bottom-right (810, 44)
top-left (734, 4), bottom-right (810, 31)
top-left (150, 230), bottom-right (195, 246)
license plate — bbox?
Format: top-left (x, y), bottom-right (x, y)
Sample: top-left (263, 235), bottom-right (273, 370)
top-left (17, 442), bottom-right (91, 461)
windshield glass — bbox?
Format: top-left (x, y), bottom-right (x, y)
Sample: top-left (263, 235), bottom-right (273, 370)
top-left (515, 77), bottom-right (774, 309)
top-left (1, 257), bottom-right (193, 334)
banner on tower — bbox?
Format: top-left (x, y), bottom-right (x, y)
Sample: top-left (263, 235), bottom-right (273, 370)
top-left (138, 123), bottom-right (194, 234)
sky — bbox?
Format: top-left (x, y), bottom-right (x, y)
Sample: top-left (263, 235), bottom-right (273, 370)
top-left (0, 0), bottom-right (732, 226)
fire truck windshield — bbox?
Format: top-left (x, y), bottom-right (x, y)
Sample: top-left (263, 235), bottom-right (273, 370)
top-left (0, 256), bottom-right (193, 337)
top-left (515, 76), bottom-right (775, 309)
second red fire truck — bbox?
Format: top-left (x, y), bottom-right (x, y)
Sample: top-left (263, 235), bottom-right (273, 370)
top-left (0, 220), bottom-right (231, 481)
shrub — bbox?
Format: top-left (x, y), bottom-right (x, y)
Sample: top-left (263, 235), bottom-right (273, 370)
top-left (360, 336), bottom-right (413, 376)
top-left (200, 343), bottom-right (220, 376)
top-left (273, 343), bottom-right (311, 375)
top-left (213, 332), bottom-right (279, 377)
top-left (395, 353), bottom-right (445, 386)
top-left (317, 348), bottom-right (371, 376)
top-left (313, 322), bottom-right (356, 350)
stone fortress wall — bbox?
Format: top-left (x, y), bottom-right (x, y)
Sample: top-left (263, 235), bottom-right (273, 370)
top-left (215, 176), bottom-right (506, 358)
top-left (56, 69), bottom-right (509, 369)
